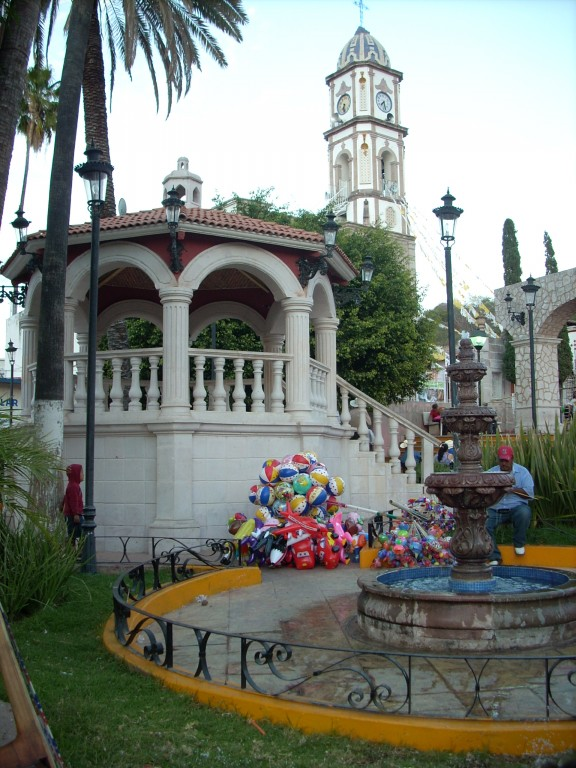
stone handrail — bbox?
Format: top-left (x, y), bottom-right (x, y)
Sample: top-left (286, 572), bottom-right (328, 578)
top-left (337, 376), bottom-right (442, 481)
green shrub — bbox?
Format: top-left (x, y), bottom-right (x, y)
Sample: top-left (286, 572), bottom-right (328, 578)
top-left (0, 515), bottom-right (79, 619)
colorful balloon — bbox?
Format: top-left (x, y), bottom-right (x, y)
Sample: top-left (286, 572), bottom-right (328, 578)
top-left (328, 476), bottom-right (345, 496)
top-left (293, 473), bottom-right (312, 495)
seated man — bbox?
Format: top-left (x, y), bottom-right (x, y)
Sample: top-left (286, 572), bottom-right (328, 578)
top-left (485, 445), bottom-right (534, 565)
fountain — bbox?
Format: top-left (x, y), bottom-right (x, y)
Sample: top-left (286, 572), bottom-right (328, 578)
top-left (357, 338), bottom-right (576, 652)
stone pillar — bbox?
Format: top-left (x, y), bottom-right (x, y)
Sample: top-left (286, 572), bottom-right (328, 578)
top-left (19, 316), bottom-right (38, 417)
top-left (281, 297), bottom-right (313, 418)
top-left (513, 335), bottom-right (560, 432)
top-left (159, 287), bottom-right (193, 414)
top-left (313, 316), bottom-right (339, 421)
top-left (64, 298), bottom-right (79, 412)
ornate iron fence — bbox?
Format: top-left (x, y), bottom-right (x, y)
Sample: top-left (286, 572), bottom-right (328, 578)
top-left (111, 546), bottom-right (576, 722)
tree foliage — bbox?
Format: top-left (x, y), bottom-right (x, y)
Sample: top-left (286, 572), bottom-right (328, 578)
top-left (544, 231), bottom-right (558, 274)
top-left (557, 324), bottom-right (573, 385)
top-left (333, 227), bottom-right (434, 403)
top-left (502, 218), bottom-right (522, 285)
top-left (502, 330), bottom-right (516, 384)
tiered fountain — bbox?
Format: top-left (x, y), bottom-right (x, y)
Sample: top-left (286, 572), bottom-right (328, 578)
top-left (357, 338), bottom-right (576, 652)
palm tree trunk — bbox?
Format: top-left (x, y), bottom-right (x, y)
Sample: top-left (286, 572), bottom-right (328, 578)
top-left (0, 0), bottom-right (42, 227)
top-left (83, 3), bottom-right (116, 218)
top-left (34, 0), bottom-right (94, 517)
top-left (18, 139), bottom-right (31, 212)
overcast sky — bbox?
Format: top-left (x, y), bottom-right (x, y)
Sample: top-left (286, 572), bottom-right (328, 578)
top-left (1, 0), bottom-right (575, 349)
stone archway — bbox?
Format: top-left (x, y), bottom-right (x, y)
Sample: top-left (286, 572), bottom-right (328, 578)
top-left (495, 268), bottom-right (576, 432)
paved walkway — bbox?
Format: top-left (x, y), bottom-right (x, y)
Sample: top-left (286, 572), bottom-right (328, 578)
top-left (162, 564), bottom-right (576, 721)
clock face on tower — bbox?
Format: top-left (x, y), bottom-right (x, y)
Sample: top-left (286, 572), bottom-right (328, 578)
top-left (376, 91), bottom-right (393, 113)
top-left (337, 94), bottom-right (351, 115)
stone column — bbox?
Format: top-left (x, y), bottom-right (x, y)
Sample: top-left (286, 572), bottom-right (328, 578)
top-left (513, 335), bottom-right (560, 431)
top-left (19, 316), bottom-right (38, 417)
top-left (64, 298), bottom-right (79, 412)
top-left (313, 316), bottom-right (339, 421)
top-left (159, 287), bottom-right (193, 414)
top-left (281, 297), bottom-right (313, 418)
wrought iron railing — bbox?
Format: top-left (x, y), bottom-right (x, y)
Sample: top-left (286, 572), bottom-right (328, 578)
top-left (111, 546), bottom-right (576, 722)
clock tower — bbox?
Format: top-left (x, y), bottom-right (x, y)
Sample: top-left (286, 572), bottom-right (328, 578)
top-left (324, 27), bottom-right (415, 270)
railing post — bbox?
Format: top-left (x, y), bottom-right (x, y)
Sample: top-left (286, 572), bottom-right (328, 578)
top-left (128, 357), bottom-right (143, 410)
top-left (147, 355), bottom-right (161, 411)
top-left (109, 357), bottom-right (124, 411)
top-left (232, 359), bottom-right (246, 412)
top-left (192, 355), bottom-right (207, 411)
top-left (251, 359), bottom-right (265, 413)
top-left (211, 356), bottom-right (227, 411)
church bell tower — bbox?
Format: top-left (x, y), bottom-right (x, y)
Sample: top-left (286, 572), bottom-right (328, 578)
top-left (324, 26), bottom-right (415, 269)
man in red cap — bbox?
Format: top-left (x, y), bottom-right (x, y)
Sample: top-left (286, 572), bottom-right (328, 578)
top-left (485, 445), bottom-right (534, 565)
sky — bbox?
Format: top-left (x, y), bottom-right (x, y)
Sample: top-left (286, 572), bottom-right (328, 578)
top-left (1, 0), bottom-right (575, 352)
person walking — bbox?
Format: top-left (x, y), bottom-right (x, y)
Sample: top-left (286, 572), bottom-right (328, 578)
top-left (485, 446), bottom-right (534, 565)
top-left (62, 464), bottom-right (84, 547)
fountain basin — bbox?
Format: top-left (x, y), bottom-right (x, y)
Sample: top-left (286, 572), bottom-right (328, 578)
top-left (357, 566), bottom-right (576, 653)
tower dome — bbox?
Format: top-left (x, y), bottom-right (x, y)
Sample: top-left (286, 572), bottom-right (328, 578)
top-left (337, 26), bottom-right (390, 70)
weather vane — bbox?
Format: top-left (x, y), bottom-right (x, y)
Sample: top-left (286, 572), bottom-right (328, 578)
top-left (354, 0), bottom-right (369, 26)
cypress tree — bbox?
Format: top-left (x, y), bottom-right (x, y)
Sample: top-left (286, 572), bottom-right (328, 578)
top-left (502, 219), bottom-right (522, 285)
top-left (544, 231), bottom-right (558, 274)
top-left (558, 325), bottom-right (573, 385)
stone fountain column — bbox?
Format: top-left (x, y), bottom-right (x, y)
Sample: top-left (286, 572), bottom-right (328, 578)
top-left (425, 338), bottom-right (514, 592)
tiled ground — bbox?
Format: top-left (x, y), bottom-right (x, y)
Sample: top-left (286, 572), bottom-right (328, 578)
top-left (163, 564), bottom-right (576, 721)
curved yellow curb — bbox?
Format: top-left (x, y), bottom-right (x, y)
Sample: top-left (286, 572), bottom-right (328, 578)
top-left (103, 568), bottom-right (574, 757)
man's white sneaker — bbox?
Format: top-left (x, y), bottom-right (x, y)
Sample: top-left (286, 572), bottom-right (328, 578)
top-left (488, 560), bottom-right (501, 566)
top-left (514, 547), bottom-right (525, 556)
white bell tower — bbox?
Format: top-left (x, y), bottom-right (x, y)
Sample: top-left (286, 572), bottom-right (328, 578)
top-left (324, 27), bottom-right (415, 269)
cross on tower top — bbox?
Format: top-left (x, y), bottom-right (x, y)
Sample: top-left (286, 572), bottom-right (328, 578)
top-left (354, 0), bottom-right (369, 27)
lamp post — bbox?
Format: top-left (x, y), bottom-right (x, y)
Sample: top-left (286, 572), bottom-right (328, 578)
top-left (74, 143), bottom-right (113, 573)
top-left (521, 276), bottom-right (541, 429)
top-left (469, 329), bottom-right (487, 404)
top-left (162, 186), bottom-right (185, 272)
top-left (5, 340), bottom-right (16, 426)
top-left (298, 212), bottom-right (340, 287)
top-left (433, 189), bottom-right (463, 406)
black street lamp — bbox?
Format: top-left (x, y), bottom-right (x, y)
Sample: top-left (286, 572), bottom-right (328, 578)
top-left (433, 189), bottom-right (463, 406)
top-left (470, 329), bottom-right (487, 404)
top-left (522, 276), bottom-right (541, 429)
top-left (298, 212), bottom-right (340, 287)
top-left (162, 186), bottom-right (185, 272)
top-left (5, 340), bottom-right (17, 426)
top-left (74, 142), bottom-right (113, 574)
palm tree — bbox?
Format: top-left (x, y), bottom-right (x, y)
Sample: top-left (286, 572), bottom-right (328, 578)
top-left (33, 0), bottom-right (248, 513)
top-left (34, 0), bottom-right (94, 503)
top-left (82, 0), bottom-right (248, 218)
top-left (17, 64), bottom-right (59, 214)
top-left (0, 0), bottom-right (46, 227)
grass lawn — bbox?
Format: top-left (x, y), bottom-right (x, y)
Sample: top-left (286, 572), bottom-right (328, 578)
top-left (3, 573), bottom-right (571, 768)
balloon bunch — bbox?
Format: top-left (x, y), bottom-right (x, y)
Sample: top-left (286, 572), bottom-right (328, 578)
top-left (227, 452), bottom-right (366, 569)
top-left (371, 497), bottom-right (454, 569)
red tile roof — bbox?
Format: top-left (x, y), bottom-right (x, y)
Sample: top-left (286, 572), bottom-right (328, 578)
top-left (53, 207), bottom-right (326, 246)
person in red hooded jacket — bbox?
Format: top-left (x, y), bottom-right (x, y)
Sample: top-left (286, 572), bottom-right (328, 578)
top-left (62, 464), bottom-right (84, 546)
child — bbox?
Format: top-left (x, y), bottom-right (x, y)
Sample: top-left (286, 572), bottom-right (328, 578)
top-left (62, 464), bottom-right (84, 546)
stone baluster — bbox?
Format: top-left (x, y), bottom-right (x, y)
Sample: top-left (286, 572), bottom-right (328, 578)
top-left (147, 356), bottom-right (160, 411)
top-left (95, 359), bottom-right (106, 413)
top-left (404, 429), bottom-right (417, 482)
top-left (388, 418), bottom-right (400, 473)
top-left (372, 410), bottom-right (384, 463)
top-left (270, 360), bottom-right (284, 413)
top-left (251, 359), bottom-right (265, 413)
top-left (128, 357), bottom-right (142, 410)
top-left (357, 398), bottom-right (371, 452)
top-left (109, 357), bottom-right (124, 412)
top-left (192, 355), bottom-right (207, 411)
top-left (232, 358), bottom-right (246, 412)
top-left (75, 357), bottom-right (87, 413)
top-left (210, 357), bottom-right (227, 411)
top-left (340, 387), bottom-right (351, 429)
